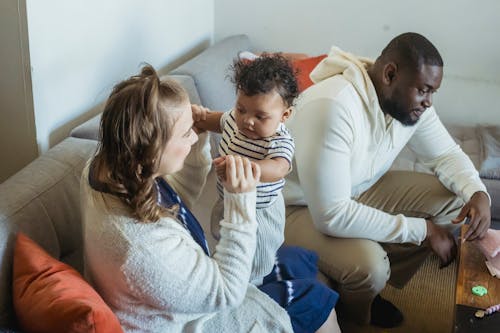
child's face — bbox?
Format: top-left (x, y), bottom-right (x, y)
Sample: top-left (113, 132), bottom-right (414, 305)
top-left (234, 89), bottom-right (291, 139)
top-left (158, 101), bottom-right (198, 175)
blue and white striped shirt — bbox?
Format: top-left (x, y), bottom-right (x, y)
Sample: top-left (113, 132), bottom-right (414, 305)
top-left (217, 109), bottom-right (295, 208)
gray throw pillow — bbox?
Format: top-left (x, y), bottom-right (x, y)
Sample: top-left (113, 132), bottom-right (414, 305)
top-left (478, 125), bottom-right (500, 179)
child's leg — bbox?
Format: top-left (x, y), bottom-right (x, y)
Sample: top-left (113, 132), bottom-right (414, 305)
top-left (316, 308), bottom-right (342, 333)
top-left (251, 194), bottom-right (286, 283)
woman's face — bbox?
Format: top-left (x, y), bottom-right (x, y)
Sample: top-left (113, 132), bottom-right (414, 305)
top-left (158, 102), bottom-right (198, 175)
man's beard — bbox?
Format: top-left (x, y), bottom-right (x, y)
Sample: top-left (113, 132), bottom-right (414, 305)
top-left (380, 96), bottom-right (418, 127)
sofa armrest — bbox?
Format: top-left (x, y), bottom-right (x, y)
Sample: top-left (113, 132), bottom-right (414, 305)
top-left (0, 137), bottom-right (98, 328)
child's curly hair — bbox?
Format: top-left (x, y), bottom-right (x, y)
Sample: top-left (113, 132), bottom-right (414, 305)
top-left (230, 53), bottom-right (299, 107)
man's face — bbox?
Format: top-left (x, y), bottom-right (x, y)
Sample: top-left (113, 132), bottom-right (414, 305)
top-left (380, 64), bottom-right (443, 126)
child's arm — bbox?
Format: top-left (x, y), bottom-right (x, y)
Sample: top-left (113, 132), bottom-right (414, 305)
top-left (216, 156), bottom-right (291, 183)
top-left (192, 104), bottom-right (223, 133)
top-left (254, 158), bottom-right (291, 183)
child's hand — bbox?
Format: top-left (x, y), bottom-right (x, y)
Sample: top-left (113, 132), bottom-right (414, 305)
top-left (191, 104), bottom-right (211, 133)
top-left (191, 104), bottom-right (210, 122)
top-left (213, 156), bottom-right (227, 181)
top-left (221, 155), bottom-right (261, 193)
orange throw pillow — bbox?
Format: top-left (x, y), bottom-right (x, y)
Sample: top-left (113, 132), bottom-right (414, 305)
top-left (12, 233), bottom-right (123, 333)
top-left (291, 54), bottom-right (327, 92)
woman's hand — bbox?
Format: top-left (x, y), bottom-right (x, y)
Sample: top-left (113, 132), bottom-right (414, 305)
top-left (219, 155), bottom-right (260, 193)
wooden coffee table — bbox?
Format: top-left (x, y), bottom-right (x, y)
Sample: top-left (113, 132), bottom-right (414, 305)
top-left (454, 225), bottom-right (500, 332)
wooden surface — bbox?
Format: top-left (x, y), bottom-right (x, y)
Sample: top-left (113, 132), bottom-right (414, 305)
top-left (455, 225), bottom-right (500, 308)
top-left (454, 225), bottom-right (500, 332)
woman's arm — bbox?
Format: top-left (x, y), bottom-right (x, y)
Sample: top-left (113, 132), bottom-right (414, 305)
top-left (123, 156), bottom-right (261, 314)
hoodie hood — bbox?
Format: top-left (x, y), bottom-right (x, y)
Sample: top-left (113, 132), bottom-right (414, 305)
top-left (310, 46), bottom-right (395, 146)
top-left (310, 46), bottom-right (376, 110)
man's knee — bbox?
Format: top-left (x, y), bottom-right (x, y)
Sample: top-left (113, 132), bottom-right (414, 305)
top-left (331, 241), bottom-right (390, 294)
top-left (285, 207), bottom-right (390, 293)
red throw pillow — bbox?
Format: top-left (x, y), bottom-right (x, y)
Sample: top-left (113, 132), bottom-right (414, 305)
top-left (291, 54), bottom-right (327, 92)
top-left (12, 233), bottom-right (123, 333)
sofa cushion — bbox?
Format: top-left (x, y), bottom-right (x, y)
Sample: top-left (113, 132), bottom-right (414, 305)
top-left (291, 54), bottom-right (327, 92)
top-left (391, 125), bottom-right (483, 173)
top-left (0, 137), bottom-right (98, 328)
top-left (478, 125), bottom-right (500, 179)
top-left (13, 233), bottom-right (123, 333)
top-left (70, 74), bottom-right (201, 141)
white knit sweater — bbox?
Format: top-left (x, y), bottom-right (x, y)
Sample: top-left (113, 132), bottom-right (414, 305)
top-left (81, 133), bottom-right (292, 333)
top-left (284, 46), bottom-right (488, 245)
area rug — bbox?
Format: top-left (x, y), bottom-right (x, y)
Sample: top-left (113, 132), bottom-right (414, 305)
top-left (342, 254), bottom-right (457, 333)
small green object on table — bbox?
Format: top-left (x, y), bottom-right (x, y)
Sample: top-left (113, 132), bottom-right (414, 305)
top-left (471, 285), bottom-right (488, 296)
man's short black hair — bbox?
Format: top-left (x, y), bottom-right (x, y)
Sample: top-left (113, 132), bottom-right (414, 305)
top-left (230, 53), bottom-right (299, 107)
top-left (380, 32), bottom-right (443, 71)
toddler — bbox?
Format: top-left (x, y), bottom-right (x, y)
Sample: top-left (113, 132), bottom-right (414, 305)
top-left (193, 54), bottom-right (297, 284)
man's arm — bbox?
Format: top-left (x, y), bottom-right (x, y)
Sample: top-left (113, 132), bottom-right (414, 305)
top-left (292, 98), bottom-right (427, 245)
top-left (407, 108), bottom-right (491, 240)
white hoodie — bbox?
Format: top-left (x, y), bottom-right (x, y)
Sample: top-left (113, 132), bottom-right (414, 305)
top-left (284, 46), bottom-right (488, 244)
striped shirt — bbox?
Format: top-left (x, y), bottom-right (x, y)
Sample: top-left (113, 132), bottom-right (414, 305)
top-left (217, 109), bottom-right (295, 208)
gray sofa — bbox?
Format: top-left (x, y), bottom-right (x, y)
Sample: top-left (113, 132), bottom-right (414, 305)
top-left (1, 34), bottom-right (499, 331)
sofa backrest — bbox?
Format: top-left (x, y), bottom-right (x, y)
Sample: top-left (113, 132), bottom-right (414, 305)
top-left (70, 35), bottom-right (252, 142)
top-left (170, 34), bottom-right (251, 112)
top-left (0, 137), bottom-right (98, 328)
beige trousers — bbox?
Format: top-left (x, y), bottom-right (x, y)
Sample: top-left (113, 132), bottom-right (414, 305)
top-left (284, 171), bottom-right (464, 325)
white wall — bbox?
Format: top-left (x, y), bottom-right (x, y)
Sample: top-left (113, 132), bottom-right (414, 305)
top-left (215, 0), bottom-right (500, 125)
top-left (26, 0), bottom-right (214, 153)
top-left (0, 0), bottom-right (38, 183)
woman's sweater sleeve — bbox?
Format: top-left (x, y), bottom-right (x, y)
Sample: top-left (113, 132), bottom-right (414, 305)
top-left (165, 132), bottom-right (212, 209)
top-left (122, 190), bottom-right (258, 314)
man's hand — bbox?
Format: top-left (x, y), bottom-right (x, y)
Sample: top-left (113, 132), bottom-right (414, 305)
top-left (452, 191), bottom-right (491, 241)
top-left (425, 219), bottom-right (457, 268)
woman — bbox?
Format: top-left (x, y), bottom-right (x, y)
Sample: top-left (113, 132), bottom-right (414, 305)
top-left (80, 65), bottom-right (340, 332)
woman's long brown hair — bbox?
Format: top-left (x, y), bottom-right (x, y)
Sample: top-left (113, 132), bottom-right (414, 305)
top-left (92, 64), bottom-right (188, 222)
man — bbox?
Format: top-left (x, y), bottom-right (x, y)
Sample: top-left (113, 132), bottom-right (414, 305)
top-left (283, 32), bottom-right (491, 328)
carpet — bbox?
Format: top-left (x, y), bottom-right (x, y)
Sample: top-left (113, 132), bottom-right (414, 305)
top-left (341, 254), bottom-right (457, 333)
